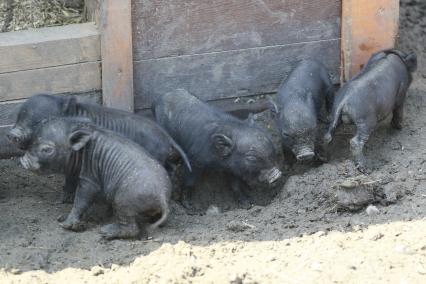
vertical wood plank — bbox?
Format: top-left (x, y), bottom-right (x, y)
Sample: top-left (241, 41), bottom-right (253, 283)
top-left (341, 0), bottom-right (399, 81)
top-left (100, 0), bottom-right (134, 111)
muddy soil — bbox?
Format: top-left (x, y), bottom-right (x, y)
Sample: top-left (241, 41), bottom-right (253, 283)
top-left (1, 1), bottom-right (426, 283)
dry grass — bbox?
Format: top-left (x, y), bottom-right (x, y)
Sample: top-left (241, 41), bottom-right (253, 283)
top-left (0, 0), bottom-right (84, 32)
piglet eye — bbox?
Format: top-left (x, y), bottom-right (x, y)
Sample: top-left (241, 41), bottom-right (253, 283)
top-left (40, 145), bottom-right (54, 155)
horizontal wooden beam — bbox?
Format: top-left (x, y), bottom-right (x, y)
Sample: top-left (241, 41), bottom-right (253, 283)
top-left (0, 22), bottom-right (100, 74)
top-left (0, 62), bottom-right (101, 102)
top-left (134, 39), bottom-right (340, 110)
top-left (341, 0), bottom-right (399, 81)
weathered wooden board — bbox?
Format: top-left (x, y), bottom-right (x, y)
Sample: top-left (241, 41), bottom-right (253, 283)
top-left (132, 0), bottom-right (341, 60)
top-left (341, 0), bottom-right (399, 81)
top-left (0, 62), bottom-right (101, 102)
top-left (134, 39), bottom-right (340, 110)
top-left (101, 0), bottom-right (134, 111)
top-left (0, 100), bottom-right (24, 127)
top-left (84, 0), bottom-right (101, 26)
top-left (0, 23), bottom-right (100, 74)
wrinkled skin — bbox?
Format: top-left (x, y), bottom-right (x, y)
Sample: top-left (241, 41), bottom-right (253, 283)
top-left (152, 89), bottom-right (282, 209)
top-left (324, 49), bottom-right (417, 172)
top-left (273, 59), bottom-right (334, 163)
top-left (8, 94), bottom-right (190, 203)
top-left (20, 118), bottom-right (171, 240)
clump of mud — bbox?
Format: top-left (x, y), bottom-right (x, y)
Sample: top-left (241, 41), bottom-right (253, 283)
top-left (0, 0), bottom-right (84, 33)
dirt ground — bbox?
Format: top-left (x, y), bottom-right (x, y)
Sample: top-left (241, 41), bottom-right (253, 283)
top-left (1, 1), bottom-right (426, 283)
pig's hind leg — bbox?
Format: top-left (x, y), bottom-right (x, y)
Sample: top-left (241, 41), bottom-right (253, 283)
top-left (100, 215), bottom-right (139, 240)
top-left (351, 117), bottom-right (376, 173)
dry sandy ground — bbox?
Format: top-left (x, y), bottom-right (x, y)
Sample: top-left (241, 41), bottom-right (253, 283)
top-left (1, 1), bottom-right (426, 283)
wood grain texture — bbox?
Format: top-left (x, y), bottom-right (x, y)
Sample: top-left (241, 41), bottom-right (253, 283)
top-left (0, 100), bottom-right (24, 127)
top-left (134, 39), bottom-right (341, 110)
top-left (132, 0), bottom-right (341, 61)
top-left (0, 62), bottom-right (101, 102)
top-left (101, 0), bottom-right (134, 111)
top-left (0, 23), bottom-right (100, 74)
top-left (84, 0), bottom-right (101, 26)
top-left (341, 0), bottom-right (399, 81)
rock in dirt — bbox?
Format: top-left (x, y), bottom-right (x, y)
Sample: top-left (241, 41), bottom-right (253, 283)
top-left (226, 220), bottom-right (255, 232)
top-left (333, 175), bottom-right (385, 211)
top-left (206, 205), bottom-right (221, 216)
top-left (366, 205), bottom-right (380, 216)
top-left (91, 266), bottom-right (104, 276)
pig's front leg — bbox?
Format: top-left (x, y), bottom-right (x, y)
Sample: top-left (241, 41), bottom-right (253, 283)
top-left (60, 178), bottom-right (99, 231)
top-left (181, 167), bottom-right (200, 210)
top-left (230, 178), bottom-right (252, 209)
top-left (62, 174), bottom-right (78, 204)
top-left (391, 104), bottom-right (404, 130)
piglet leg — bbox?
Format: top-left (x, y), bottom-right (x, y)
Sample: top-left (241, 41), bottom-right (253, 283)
top-left (100, 216), bottom-right (139, 240)
top-left (391, 104), bottom-right (404, 130)
top-left (351, 120), bottom-right (375, 173)
top-left (231, 178), bottom-right (252, 209)
top-left (60, 178), bottom-right (99, 231)
top-left (62, 175), bottom-right (78, 204)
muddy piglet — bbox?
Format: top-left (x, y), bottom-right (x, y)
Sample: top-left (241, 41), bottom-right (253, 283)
top-left (272, 59), bottom-right (334, 163)
top-left (20, 117), bottom-right (171, 239)
top-left (152, 89), bottom-right (282, 209)
top-left (324, 49), bottom-right (417, 171)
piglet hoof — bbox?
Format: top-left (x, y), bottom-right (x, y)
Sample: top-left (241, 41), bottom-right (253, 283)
top-left (355, 162), bottom-right (371, 175)
top-left (237, 196), bottom-right (253, 210)
top-left (100, 223), bottom-right (139, 240)
top-left (60, 216), bottom-right (85, 232)
top-left (61, 191), bottom-right (74, 204)
top-left (181, 198), bottom-right (193, 210)
top-left (391, 120), bottom-right (403, 130)
top-left (316, 152), bottom-right (328, 163)
top-left (57, 214), bottom-right (68, 222)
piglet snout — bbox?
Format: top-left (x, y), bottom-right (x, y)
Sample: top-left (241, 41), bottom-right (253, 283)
top-left (20, 153), bottom-right (40, 171)
top-left (296, 147), bottom-right (315, 161)
top-left (262, 167), bottom-right (282, 184)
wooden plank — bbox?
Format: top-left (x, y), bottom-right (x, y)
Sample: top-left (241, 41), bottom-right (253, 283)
top-left (341, 0), bottom-right (399, 81)
top-left (0, 62), bottom-right (101, 102)
top-left (134, 39), bottom-right (340, 110)
top-left (0, 100), bottom-right (24, 127)
top-left (0, 23), bottom-right (100, 74)
top-left (100, 0), bottom-right (134, 111)
top-left (84, 0), bottom-right (101, 26)
top-left (132, 0), bottom-right (341, 61)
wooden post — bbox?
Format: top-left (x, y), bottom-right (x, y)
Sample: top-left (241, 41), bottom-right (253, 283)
top-left (100, 0), bottom-right (134, 112)
top-left (341, 0), bottom-right (399, 82)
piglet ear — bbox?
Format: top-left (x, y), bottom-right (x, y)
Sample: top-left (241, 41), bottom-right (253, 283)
top-left (211, 133), bottom-right (234, 158)
top-left (68, 129), bottom-right (92, 151)
top-left (405, 52), bottom-right (417, 73)
top-left (246, 113), bottom-right (256, 126)
top-left (62, 96), bottom-right (78, 114)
